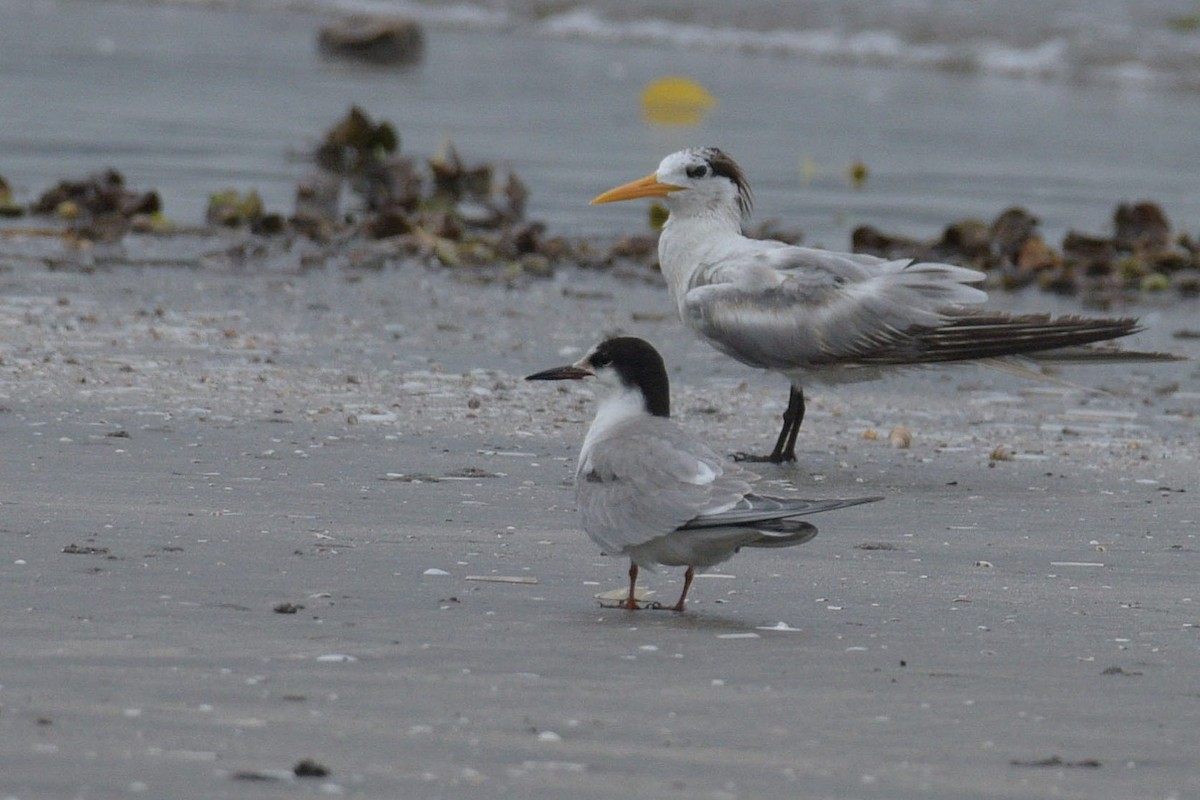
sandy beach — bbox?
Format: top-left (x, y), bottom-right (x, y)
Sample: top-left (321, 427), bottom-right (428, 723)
top-left (2, 1), bottom-right (1200, 798)
top-left (1, 234), bottom-right (1197, 798)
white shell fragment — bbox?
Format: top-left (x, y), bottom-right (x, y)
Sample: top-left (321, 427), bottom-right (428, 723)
top-left (595, 587), bottom-right (652, 602)
top-left (887, 426), bottom-right (913, 448)
top-left (755, 622), bottom-right (802, 632)
top-left (464, 575), bottom-right (538, 584)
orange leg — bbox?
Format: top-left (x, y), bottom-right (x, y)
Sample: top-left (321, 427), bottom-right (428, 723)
top-left (669, 566), bottom-right (696, 612)
top-left (623, 562), bottom-right (640, 610)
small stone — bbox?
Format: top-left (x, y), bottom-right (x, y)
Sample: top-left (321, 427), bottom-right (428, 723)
top-left (293, 758), bottom-right (330, 778)
top-left (318, 16), bottom-right (424, 65)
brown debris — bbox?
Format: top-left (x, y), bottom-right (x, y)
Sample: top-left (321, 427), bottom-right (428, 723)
top-left (7, 109), bottom-right (1197, 297)
top-left (989, 207), bottom-right (1040, 262)
top-left (851, 225), bottom-right (926, 260)
top-left (936, 219), bottom-right (991, 261)
top-left (1114, 201), bottom-right (1170, 251)
top-left (1015, 235), bottom-right (1060, 272)
top-left (318, 15), bottom-right (424, 65)
top-left (30, 169), bottom-right (164, 243)
top-left (852, 201), bottom-right (1198, 300)
top-left (0, 174), bottom-right (23, 217)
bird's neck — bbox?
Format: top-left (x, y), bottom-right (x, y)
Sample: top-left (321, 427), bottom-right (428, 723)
top-left (658, 206), bottom-right (743, 299)
top-left (580, 387), bottom-right (651, 467)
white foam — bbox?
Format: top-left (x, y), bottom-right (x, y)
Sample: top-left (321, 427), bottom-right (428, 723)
top-left (108, 0), bottom-right (1200, 90)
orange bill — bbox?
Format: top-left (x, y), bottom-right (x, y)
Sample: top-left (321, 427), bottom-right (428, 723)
top-left (591, 173), bottom-right (685, 204)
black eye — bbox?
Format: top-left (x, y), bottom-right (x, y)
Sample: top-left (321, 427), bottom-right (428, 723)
top-left (686, 163), bottom-right (710, 179)
top-left (590, 350), bottom-right (611, 368)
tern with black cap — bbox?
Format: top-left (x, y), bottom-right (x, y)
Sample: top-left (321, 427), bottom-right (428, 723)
top-left (527, 336), bottom-right (881, 612)
top-left (593, 147), bottom-right (1180, 463)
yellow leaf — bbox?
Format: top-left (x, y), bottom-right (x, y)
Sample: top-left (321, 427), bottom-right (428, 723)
top-left (641, 76), bottom-right (716, 126)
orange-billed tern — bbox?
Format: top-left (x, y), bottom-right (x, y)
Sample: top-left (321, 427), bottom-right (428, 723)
top-left (593, 147), bottom-right (1176, 463)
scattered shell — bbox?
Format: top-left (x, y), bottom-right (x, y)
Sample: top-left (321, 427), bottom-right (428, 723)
top-left (755, 622), bottom-right (802, 632)
top-left (464, 575), bottom-right (537, 584)
top-left (595, 587), bottom-right (651, 602)
top-left (13, 112), bottom-right (1199, 297)
top-left (887, 426), bottom-right (913, 449)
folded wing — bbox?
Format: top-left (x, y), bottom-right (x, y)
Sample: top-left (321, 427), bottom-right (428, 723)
top-left (684, 246), bottom-right (988, 371)
top-left (575, 418), bottom-right (755, 555)
top-left (684, 244), bottom-right (1157, 371)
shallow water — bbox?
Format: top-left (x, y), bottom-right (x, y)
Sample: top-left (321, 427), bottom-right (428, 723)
top-left (2, 0), bottom-right (1200, 249)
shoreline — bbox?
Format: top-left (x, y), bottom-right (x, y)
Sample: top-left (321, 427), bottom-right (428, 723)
top-left (4, 146), bottom-right (1200, 306)
top-left (5, 4), bottom-right (1200, 248)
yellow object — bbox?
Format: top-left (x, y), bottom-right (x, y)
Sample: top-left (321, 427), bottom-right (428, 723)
top-left (640, 76), bottom-right (716, 126)
top-left (800, 156), bottom-right (817, 185)
top-left (55, 200), bottom-right (80, 220)
top-left (848, 159), bottom-right (869, 189)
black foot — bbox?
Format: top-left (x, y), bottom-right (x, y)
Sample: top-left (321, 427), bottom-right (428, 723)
top-left (732, 451), bottom-right (797, 464)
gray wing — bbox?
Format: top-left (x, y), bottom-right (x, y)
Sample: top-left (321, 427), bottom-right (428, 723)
top-left (575, 417), bottom-right (755, 556)
top-left (682, 244), bottom-right (987, 371)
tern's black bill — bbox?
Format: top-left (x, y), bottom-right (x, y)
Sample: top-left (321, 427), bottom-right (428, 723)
top-left (525, 365), bottom-right (592, 382)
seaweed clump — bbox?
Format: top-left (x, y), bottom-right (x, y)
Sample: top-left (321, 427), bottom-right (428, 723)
top-left (852, 203), bottom-right (1200, 303)
top-left (286, 106), bottom-right (593, 281)
top-left (28, 169), bottom-right (168, 243)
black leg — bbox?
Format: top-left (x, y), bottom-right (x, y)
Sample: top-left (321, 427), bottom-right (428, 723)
top-left (669, 566), bottom-right (696, 612)
top-left (776, 387), bottom-right (806, 463)
top-left (735, 386), bottom-right (805, 463)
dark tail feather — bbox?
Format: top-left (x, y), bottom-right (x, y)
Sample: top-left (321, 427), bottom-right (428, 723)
top-left (681, 495), bottom-right (883, 529)
top-left (741, 520), bottom-right (820, 548)
top-left (1022, 347), bottom-right (1185, 363)
top-left (870, 313), bottom-right (1181, 364)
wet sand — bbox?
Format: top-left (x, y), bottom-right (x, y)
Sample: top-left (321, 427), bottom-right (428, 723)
top-left (1, 236), bottom-right (1197, 799)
